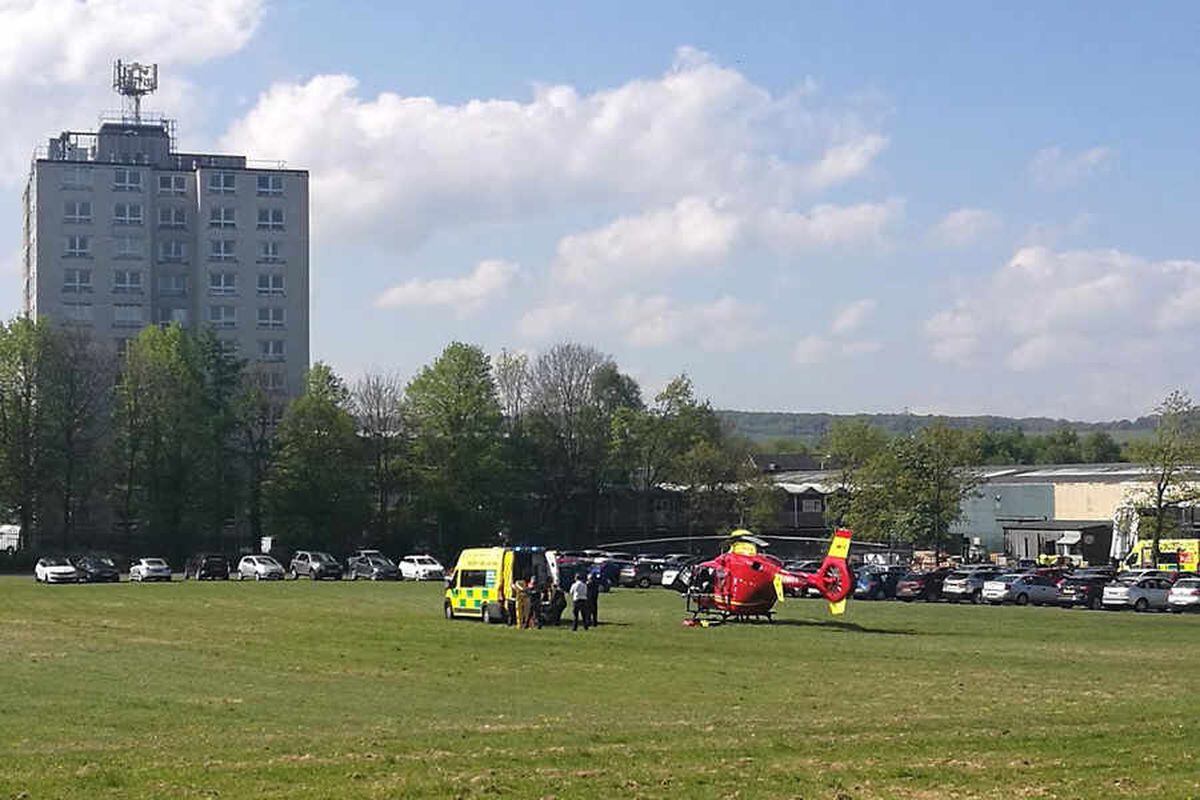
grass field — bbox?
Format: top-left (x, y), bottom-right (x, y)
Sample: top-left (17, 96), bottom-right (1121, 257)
top-left (1, 577), bottom-right (1198, 799)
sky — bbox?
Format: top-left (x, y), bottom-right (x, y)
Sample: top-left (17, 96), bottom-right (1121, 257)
top-left (3, 1), bottom-right (1200, 421)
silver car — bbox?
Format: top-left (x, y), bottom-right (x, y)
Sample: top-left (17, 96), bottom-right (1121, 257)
top-left (236, 555), bottom-right (286, 581)
top-left (1103, 577), bottom-right (1172, 611)
top-left (942, 568), bottom-right (1003, 604)
top-left (1167, 577), bottom-right (1200, 612)
top-left (982, 573), bottom-right (1059, 605)
top-left (130, 557), bottom-right (172, 582)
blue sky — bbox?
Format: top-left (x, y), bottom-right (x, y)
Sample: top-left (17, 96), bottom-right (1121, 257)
top-left (4, 2), bottom-right (1200, 420)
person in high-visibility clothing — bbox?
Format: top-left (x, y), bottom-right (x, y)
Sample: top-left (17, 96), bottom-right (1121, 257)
top-left (515, 578), bottom-right (532, 629)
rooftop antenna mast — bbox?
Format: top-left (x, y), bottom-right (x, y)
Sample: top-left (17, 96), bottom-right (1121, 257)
top-left (112, 60), bottom-right (158, 123)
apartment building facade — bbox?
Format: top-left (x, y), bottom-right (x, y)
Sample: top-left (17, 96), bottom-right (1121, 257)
top-left (22, 117), bottom-right (309, 398)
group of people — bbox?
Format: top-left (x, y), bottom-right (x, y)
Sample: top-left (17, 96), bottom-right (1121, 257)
top-left (512, 570), bottom-right (601, 630)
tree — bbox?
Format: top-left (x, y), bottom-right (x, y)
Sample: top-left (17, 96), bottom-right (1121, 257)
top-left (1128, 390), bottom-right (1200, 564)
top-left (266, 363), bottom-right (368, 551)
top-left (841, 423), bottom-right (981, 559)
top-left (1035, 426), bottom-right (1083, 464)
top-left (1081, 431), bottom-right (1123, 463)
top-left (351, 371), bottom-right (407, 542)
top-left (40, 327), bottom-right (113, 550)
top-left (233, 378), bottom-right (277, 547)
top-left (406, 343), bottom-right (508, 553)
top-left (822, 419), bottom-right (889, 527)
top-left (0, 318), bottom-right (53, 551)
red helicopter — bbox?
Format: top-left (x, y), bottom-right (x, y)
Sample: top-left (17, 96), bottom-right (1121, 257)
top-left (679, 528), bottom-right (854, 622)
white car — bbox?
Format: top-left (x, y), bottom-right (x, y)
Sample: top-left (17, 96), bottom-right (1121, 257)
top-left (235, 555), bottom-right (285, 581)
top-left (982, 573), bottom-right (1059, 605)
top-left (398, 554), bottom-right (445, 581)
top-left (130, 558), bottom-right (172, 582)
top-left (1103, 577), bottom-right (1172, 611)
top-left (35, 557), bottom-right (79, 583)
top-left (1167, 576), bottom-right (1200, 612)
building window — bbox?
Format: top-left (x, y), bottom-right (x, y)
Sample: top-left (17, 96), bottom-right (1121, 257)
top-left (209, 239), bottom-right (236, 261)
top-left (158, 307), bottom-right (190, 326)
top-left (256, 208), bottom-right (285, 231)
top-left (113, 168), bottom-right (142, 192)
top-left (209, 206), bottom-right (237, 229)
top-left (158, 240), bottom-right (187, 262)
top-left (257, 241), bottom-right (283, 263)
top-left (258, 339), bottom-right (285, 361)
top-left (64, 200), bottom-right (92, 224)
top-left (217, 339), bottom-right (240, 357)
top-left (113, 202), bottom-right (143, 226)
top-left (63, 302), bottom-right (93, 324)
top-left (158, 174), bottom-right (187, 195)
top-left (208, 272), bottom-right (237, 296)
top-left (801, 499), bottom-right (823, 514)
top-left (65, 235), bottom-right (90, 257)
top-left (113, 269), bottom-right (143, 294)
top-left (208, 305), bottom-right (237, 329)
top-left (208, 172), bottom-right (236, 194)
top-left (113, 304), bottom-right (145, 328)
top-left (115, 235), bottom-right (144, 259)
top-left (115, 337), bottom-right (132, 357)
top-left (158, 206), bottom-right (186, 228)
top-left (256, 174), bottom-right (284, 196)
top-left (256, 273), bottom-right (285, 296)
top-left (159, 274), bottom-right (187, 296)
top-left (257, 307), bottom-right (285, 329)
top-left (62, 166), bottom-right (92, 190)
top-left (62, 268), bottom-right (92, 294)
top-left (258, 370), bottom-right (286, 391)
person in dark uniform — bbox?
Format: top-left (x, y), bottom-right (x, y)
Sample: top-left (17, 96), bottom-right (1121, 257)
top-left (586, 571), bottom-right (601, 627)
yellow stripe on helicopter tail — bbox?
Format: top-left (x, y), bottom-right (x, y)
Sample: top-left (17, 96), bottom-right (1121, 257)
top-left (773, 573), bottom-right (784, 603)
top-left (828, 529), bottom-right (852, 560)
top-left (828, 599), bottom-right (847, 616)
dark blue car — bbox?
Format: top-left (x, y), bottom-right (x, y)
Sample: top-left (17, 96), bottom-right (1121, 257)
top-left (854, 566), bottom-right (906, 600)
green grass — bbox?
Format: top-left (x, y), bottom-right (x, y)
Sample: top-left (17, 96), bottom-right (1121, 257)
top-left (1, 577), bottom-right (1197, 799)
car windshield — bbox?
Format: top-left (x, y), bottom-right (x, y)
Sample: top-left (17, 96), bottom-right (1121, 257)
top-left (1175, 578), bottom-right (1200, 588)
top-left (254, 557), bottom-right (277, 566)
top-left (312, 553), bottom-right (337, 564)
top-left (145, 559), bottom-right (167, 567)
top-left (901, 572), bottom-right (925, 580)
top-left (203, 556), bottom-right (225, 565)
top-left (368, 557), bottom-right (391, 567)
top-left (1112, 579), bottom-right (1136, 587)
top-left (43, 557), bottom-right (70, 566)
top-left (415, 557), bottom-right (437, 565)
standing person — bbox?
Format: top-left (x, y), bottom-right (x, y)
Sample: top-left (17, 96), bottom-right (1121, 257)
top-left (525, 579), bottom-right (542, 629)
top-left (586, 571), bottom-right (601, 627)
top-left (569, 572), bottom-right (590, 631)
top-left (515, 577), bottom-right (532, 629)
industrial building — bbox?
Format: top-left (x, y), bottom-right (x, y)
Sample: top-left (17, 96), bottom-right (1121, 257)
top-left (21, 62), bottom-right (309, 398)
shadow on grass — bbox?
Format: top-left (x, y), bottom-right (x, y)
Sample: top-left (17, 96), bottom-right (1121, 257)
top-left (772, 618), bottom-right (921, 635)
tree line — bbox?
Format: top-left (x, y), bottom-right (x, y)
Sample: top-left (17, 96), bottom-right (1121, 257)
top-left (0, 322), bottom-right (773, 561)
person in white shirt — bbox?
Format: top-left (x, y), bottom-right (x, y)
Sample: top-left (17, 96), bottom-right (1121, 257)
top-left (569, 574), bottom-right (590, 630)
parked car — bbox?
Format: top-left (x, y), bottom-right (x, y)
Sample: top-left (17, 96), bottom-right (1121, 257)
top-left (235, 555), bottom-right (285, 581)
top-left (620, 559), bottom-right (666, 588)
top-left (780, 560), bottom-right (823, 597)
top-left (1117, 569), bottom-right (1178, 584)
top-left (34, 556), bottom-right (79, 583)
top-left (854, 566), bottom-right (906, 600)
top-left (184, 553), bottom-right (230, 580)
top-left (942, 567), bottom-right (1003, 604)
top-left (347, 554), bottom-right (400, 581)
top-left (289, 551), bottom-right (342, 580)
top-left (398, 554), bottom-right (445, 581)
top-left (1103, 577), bottom-right (1172, 611)
top-left (895, 567), bottom-right (953, 602)
top-left (592, 558), bottom-right (632, 588)
top-left (1167, 576), bottom-right (1200, 612)
top-left (70, 554), bottom-right (121, 583)
top-left (1057, 572), bottom-right (1112, 609)
top-left (982, 573), bottom-right (1059, 605)
top-left (129, 557), bottom-right (172, 582)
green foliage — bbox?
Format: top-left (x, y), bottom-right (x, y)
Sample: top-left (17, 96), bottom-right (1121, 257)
top-left (266, 363), bottom-right (368, 552)
top-left (1128, 389), bottom-right (1200, 559)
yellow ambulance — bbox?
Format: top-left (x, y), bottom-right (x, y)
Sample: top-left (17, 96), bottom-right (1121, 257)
top-left (443, 546), bottom-right (560, 623)
top-left (1123, 538), bottom-right (1199, 573)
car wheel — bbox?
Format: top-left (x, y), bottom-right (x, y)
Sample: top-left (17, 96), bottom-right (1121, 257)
top-left (970, 589), bottom-right (982, 605)
top-left (481, 603), bottom-right (490, 624)
top-left (444, 603), bottom-right (453, 620)
top-left (1089, 596), bottom-right (1102, 611)
top-left (1134, 597), bottom-right (1149, 612)
top-left (1015, 593), bottom-right (1029, 606)
top-left (638, 577), bottom-right (651, 589)
top-left (310, 571), bottom-right (318, 581)
top-left (350, 570), bottom-right (358, 581)
top-left (287, 569), bottom-right (296, 580)
top-left (255, 573), bottom-right (262, 581)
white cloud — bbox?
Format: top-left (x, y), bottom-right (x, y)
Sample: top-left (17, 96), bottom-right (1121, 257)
top-left (221, 47), bottom-right (888, 247)
top-left (517, 301), bottom-right (580, 341)
top-left (830, 298), bottom-right (877, 335)
top-left (793, 335), bottom-right (834, 365)
top-left (925, 246), bottom-right (1200, 371)
top-left (552, 197), bottom-right (900, 291)
top-left (0, 0), bottom-right (263, 182)
top-left (614, 294), bottom-right (763, 352)
top-left (375, 259), bottom-right (519, 317)
top-left (1028, 145), bottom-right (1115, 189)
top-left (928, 208), bottom-right (1001, 249)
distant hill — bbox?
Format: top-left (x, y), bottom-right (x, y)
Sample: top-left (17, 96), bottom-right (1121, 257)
top-left (718, 410), bottom-right (1157, 446)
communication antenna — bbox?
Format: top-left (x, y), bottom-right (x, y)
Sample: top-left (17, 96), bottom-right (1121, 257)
top-left (112, 60), bottom-right (158, 123)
